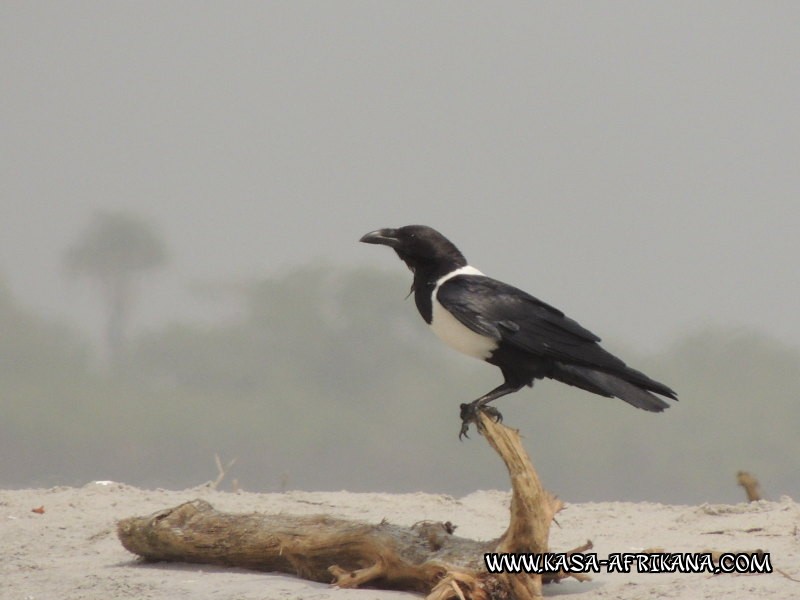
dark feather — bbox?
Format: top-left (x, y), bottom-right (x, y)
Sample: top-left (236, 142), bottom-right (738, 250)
top-left (437, 275), bottom-right (677, 401)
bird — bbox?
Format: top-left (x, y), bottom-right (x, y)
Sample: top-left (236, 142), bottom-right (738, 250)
top-left (360, 225), bottom-right (677, 438)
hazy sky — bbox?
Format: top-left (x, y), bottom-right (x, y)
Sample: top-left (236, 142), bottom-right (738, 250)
top-left (2, 2), bottom-right (799, 353)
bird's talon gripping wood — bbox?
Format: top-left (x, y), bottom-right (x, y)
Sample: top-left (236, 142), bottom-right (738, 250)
top-left (458, 403), bottom-right (476, 440)
top-left (483, 406), bottom-right (503, 423)
top-left (459, 403), bottom-right (504, 440)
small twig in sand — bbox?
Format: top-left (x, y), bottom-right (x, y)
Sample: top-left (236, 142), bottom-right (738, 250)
top-left (209, 454), bottom-right (237, 490)
top-left (777, 568), bottom-right (800, 583)
top-left (737, 471), bottom-right (763, 502)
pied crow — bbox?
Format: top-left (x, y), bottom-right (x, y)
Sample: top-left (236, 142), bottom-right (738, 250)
top-left (360, 225), bottom-right (677, 438)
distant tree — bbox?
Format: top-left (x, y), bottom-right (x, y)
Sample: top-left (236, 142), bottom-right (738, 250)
top-left (64, 210), bottom-right (166, 366)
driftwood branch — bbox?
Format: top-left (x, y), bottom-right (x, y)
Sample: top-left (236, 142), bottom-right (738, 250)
top-left (473, 412), bottom-right (566, 598)
top-left (118, 412), bottom-right (586, 599)
top-left (118, 501), bottom-right (487, 594)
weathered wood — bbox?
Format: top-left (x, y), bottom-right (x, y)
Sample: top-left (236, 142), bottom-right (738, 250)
top-left (475, 412), bottom-right (565, 598)
top-left (118, 412), bottom-right (585, 599)
top-left (118, 500), bottom-right (491, 593)
top-left (737, 470), bottom-right (763, 502)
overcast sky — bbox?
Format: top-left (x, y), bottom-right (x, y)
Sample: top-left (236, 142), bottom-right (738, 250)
top-left (2, 2), bottom-right (799, 353)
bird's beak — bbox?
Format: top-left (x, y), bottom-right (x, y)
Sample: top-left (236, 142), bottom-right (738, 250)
top-left (360, 228), bottom-right (401, 248)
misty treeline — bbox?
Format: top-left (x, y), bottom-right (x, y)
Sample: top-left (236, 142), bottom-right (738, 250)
top-left (1, 268), bottom-right (798, 503)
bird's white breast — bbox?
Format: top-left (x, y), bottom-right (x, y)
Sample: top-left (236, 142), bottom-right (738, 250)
top-left (429, 266), bottom-right (498, 360)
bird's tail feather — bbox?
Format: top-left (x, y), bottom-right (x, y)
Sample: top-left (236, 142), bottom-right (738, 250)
top-left (554, 364), bottom-right (674, 412)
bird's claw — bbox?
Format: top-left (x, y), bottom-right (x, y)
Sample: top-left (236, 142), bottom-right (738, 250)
top-left (482, 405), bottom-right (503, 423)
top-left (458, 402), bottom-right (503, 440)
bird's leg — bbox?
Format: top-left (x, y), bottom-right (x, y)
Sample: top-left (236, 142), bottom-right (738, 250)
top-left (459, 381), bottom-right (523, 439)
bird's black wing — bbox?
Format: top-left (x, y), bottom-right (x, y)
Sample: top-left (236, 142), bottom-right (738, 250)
top-left (436, 275), bottom-right (627, 370)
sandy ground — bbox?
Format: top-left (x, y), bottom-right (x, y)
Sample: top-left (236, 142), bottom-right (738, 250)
top-left (1, 482), bottom-right (798, 599)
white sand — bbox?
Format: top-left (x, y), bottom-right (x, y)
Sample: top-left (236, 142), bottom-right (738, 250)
top-left (1, 483), bottom-right (798, 599)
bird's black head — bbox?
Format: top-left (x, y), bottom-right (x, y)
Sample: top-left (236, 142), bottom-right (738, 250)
top-left (360, 225), bottom-right (467, 278)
